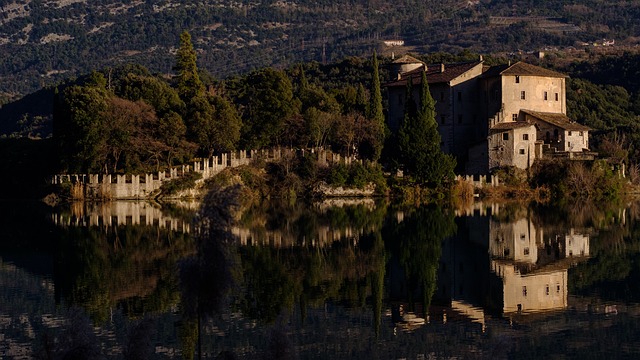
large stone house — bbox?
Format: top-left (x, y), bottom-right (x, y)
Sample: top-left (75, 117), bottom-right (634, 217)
top-left (386, 56), bottom-right (595, 174)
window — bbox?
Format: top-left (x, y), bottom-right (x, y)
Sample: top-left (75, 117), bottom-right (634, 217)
top-left (521, 91), bottom-right (526, 100)
top-left (544, 91), bottom-right (548, 100)
top-left (512, 114), bottom-right (518, 121)
top-left (557, 284), bottom-right (561, 293)
top-left (515, 75), bottom-right (520, 83)
top-left (520, 234), bottom-right (526, 240)
top-left (555, 93), bottom-right (559, 101)
top-left (458, 91), bottom-right (462, 101)
top-left (580, 131), bottom-right (583, 136)
top-left (519, 148), bottom-right (525, 155)
top-left (546, 285), bottom-right (550, 295)
top-left (440, 115), bottom-right (446, 124)
top-left (524, 247), bottom-right (530, 255)
top-left (522, 286), bottom-right (527, 296)
top-left (568, 131), bottom-right (572, 136)
top-left (568, 142), bottom-right (571, 148)
top-left (458, 115), bottom-right (463, 124)
top-left (523, 134), bottom-right (529, 140)
top-left (502, 133), bottom-right (509, 140)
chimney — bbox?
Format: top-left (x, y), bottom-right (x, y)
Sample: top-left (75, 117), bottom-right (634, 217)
top-left (479, 55), bottom-right (483, 62)
top-left (391, 52), bottom-right (395, 60)
top-left (440, 63), bottom-right (445, 73)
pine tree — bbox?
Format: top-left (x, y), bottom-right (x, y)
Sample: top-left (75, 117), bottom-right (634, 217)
top-left (175, 31), bottom-right (205, 102)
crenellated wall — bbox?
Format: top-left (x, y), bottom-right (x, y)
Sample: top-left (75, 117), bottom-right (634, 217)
top-left (51, 148), bottom-right (359, 200)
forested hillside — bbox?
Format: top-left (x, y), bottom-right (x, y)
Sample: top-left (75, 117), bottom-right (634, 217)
top-left (1, 0), bottom-right (640, 99)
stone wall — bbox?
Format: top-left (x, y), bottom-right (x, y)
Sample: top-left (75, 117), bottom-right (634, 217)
top-left (455, 174), bottom-right (500, 189)
top-left (51, 148), bottom-right (358, 200)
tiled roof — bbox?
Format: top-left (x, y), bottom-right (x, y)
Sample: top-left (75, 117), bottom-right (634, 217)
top-left (392, 54), bottom-right (424, 64)
top-left (483, 61), bottom-right (567, 79)
top-left (490, 121), bottom-right (534, 133)
top-left (386, 61), bottom-right (483, 87)
top-left (522, 110), bottom-right (591, 131)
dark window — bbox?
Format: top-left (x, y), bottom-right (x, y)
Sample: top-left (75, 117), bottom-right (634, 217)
top-left (544, 91), bottom-right (548, 100)
top-left (515, 75), bottom-right (520, 83)
top-left (568, 131), bottom-right (572, 136)
top-left (546, 285), bottom-right (550, 295)
top-left (523, 134), bottom-right (529, 140)
top-left (524, 247), bottom-right (530, 255)
top-left (519, 148), bottom-right (525, 155)
top-left (512, 114), bottom-right (518, 121)
top-left (555, 93), bottom-right (559, 101)
top-left (522, 286), bottom-right (527, 296)
top-left (503, 133), bottom-right (509, 140)
top-left (521, 91), bottom-right (526, 100)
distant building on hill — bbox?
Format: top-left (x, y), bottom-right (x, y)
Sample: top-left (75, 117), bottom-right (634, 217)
top-left (386, 56), bottom-right (596, 174)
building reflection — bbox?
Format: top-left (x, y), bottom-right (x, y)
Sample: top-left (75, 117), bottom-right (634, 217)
top-left (50, 200), bottom-right (196, 232)
top-left (392, 202), bottom-right (592, 333)
top-left (439, 203), bottom-right (590, 320)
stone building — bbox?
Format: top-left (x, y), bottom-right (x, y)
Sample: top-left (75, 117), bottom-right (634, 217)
top-left (386, 57), bottom-right (595, 174)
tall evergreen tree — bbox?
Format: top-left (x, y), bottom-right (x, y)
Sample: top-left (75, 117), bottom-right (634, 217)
top-left (398, 71), bottom-right (455, 186)
top-left (175, 31), bottom-right (205, 102)
top-left (364, 50), bottom-right (385, 161)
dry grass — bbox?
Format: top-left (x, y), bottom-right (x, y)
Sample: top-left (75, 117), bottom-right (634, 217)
top-left (450, 178), bottom-right (475, 209)
top-left (69, 183), bottom-right (84, 200)
top-left (479, 184), bottom-right (550, 203)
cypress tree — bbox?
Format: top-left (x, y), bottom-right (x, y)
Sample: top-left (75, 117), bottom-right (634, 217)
top-left (398, 70), bottom-right (455, 186)
top-left (365, 50), bottom-right (385, 161)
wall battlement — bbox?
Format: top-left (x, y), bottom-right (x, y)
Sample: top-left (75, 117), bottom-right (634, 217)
top-left (51, 148), bottom-right (358, 199)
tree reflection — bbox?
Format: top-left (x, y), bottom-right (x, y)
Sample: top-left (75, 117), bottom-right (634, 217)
top-left (54, 223), bottom-right (193, 323)
top-left (385, 205), bottom-right (456, 319)
top-left (179, 185), bottom-right (241, 360)
top-left (226, 199), bottom-right (389, 336)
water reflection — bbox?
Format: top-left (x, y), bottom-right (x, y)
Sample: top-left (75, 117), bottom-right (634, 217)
top-left (2, 198), bottom-right (640, 358)
top-left (440, 203), bottom-right (591, 321)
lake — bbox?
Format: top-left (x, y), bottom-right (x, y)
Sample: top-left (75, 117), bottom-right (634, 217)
top-left (1, 198), bottom-right (640, 359)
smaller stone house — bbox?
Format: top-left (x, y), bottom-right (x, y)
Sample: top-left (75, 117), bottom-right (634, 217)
top-left (522, 110), bottom-right (590, 153)
top-left (487, 122), bottom-right (537, 170)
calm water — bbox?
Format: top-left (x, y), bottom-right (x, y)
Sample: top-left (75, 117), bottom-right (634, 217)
top-left (1, 198), bottom-right (640, 359)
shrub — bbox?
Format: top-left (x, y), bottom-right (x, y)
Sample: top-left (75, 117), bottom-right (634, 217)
top-left (159, 172), bottom-right (202, 196)
top-left (349, 163), bottom-right (369, 189)
top-left (327, 163), bottom-right (349, 187)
